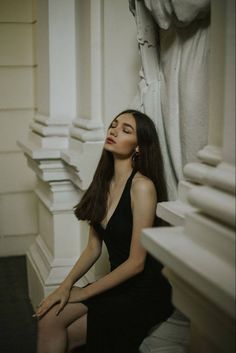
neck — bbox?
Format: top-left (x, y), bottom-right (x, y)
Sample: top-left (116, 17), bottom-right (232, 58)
top-left (113, 158), bottom-right (133, 184)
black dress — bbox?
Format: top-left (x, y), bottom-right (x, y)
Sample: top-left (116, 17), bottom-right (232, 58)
top-left (82, 170), bottom-right (173, 353)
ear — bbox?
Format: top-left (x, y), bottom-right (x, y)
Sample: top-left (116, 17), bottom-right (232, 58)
top-left (135, 146), bottom-right (139, 153)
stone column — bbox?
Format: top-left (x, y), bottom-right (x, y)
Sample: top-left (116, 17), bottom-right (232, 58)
top-left (18, 0), bottom-right (93, 308)
top-left (62, 0), bottom-right (104, 191)
top-left (142, 1), bottom-right (235, 352)
top-left (61, 0), bottom-right (107, 282)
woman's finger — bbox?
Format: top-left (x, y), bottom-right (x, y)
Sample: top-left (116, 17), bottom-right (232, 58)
top-left (56, 299), bottom-right (66, 316)
top-left (34, 300), bottom-right (52, 318)
top-left (37, 299), bottom-right (45, 308)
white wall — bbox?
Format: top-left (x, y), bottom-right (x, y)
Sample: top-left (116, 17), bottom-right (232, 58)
top-left (0, 0), bottom-right (37, 256)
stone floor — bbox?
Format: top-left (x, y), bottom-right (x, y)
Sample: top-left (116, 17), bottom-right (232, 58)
top-left (0, 256), bottom-right (37, 353)
top-left (0, 255), bottom-right (87, 353)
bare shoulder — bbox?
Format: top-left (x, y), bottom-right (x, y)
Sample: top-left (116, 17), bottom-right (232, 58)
top-left (130, 173), bottom-right (157, 216)
top-left (131, 172), bottom-right (156, 198)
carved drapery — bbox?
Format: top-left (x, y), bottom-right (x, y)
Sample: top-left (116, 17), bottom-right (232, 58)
top-left (129, 0), bottom-right (210, 200)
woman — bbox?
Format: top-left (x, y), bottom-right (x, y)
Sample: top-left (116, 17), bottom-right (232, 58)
top-left (35, 110), bottom-right (173, 353)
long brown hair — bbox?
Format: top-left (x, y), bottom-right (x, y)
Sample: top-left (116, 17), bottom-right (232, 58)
top-left (74, 110), bottom-right (168, 225)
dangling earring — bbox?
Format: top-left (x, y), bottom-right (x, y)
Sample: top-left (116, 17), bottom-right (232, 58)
top-left (132, 151), bottom-right (139, 167)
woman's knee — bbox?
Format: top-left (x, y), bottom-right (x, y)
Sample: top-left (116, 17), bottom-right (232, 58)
top-left (37, 304), bottom-right (62, 332)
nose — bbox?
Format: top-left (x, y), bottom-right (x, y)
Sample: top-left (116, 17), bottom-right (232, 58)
top-left (110, 127), bottom-right (118, 137)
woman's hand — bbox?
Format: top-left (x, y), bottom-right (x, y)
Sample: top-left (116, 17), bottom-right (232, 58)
top-left (34, 285), bottom-right (71, 318)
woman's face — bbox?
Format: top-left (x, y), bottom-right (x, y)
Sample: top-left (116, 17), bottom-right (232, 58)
top-left (104, 113), bottom-right (138, 158)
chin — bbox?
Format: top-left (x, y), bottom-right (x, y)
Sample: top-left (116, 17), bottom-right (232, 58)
top-left (104, 144), bottom-right (115, 152)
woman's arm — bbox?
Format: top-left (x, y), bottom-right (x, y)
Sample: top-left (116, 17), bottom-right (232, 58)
top-left (70, 176), bottom-right (157, 303)
top-left (35, 226), bottom-right (102, 317)
top-left (61, 226), bottom-right (103, 289)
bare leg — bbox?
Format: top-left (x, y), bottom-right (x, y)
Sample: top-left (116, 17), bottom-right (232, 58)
top-left (67, 314), bottom-right (87, 352)
top-left (37, 287), bottom-right (88, 353)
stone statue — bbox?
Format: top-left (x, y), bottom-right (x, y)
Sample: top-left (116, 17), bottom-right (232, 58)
top-left (129, 0), bottom-right (210, 200)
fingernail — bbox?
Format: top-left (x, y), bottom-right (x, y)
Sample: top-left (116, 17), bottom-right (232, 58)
top-left (32, 314), bottom-right (37, 317)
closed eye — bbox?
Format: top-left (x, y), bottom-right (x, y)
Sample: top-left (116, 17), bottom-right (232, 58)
top-left (123, 123), bottom-right (134, 134)
top-left (110, 121), bottom-right (118, 128)
top-left (109, 120), bottom-right (135, 134)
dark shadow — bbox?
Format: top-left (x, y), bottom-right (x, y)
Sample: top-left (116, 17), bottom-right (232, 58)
top-left (0, 256), bottom-right (37, 353)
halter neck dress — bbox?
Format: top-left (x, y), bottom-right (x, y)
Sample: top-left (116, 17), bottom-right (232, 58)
top-left (81, 170), bottom-right (173, 353)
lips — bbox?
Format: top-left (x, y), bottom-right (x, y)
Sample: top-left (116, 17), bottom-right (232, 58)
top-left (106, 137), bottom-right (116, 144)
